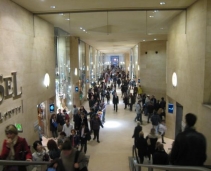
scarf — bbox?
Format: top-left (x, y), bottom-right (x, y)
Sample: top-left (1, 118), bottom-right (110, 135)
top-left (7, 136), bottom-right (18, 160)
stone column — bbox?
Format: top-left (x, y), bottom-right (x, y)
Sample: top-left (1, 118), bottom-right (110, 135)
top-left (69, 36), bottom-right (80, 106)
top-left (85, 43), bottom-right (90, 97)
top-left (124, 53), bottom-right (130, 75)
top-left (92, 48), bottom-right (97, 82)
top-left (137, 42), bottom-right (141, 81)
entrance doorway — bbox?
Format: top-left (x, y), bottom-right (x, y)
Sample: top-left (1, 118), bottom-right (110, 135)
top-left (175, 102), bottom-right (183, 138)
top-left (110, 56), bottom-right (119, 66)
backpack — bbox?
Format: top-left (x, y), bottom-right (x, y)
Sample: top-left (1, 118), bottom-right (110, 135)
top-left (74, 151), bottom-right (88, 171)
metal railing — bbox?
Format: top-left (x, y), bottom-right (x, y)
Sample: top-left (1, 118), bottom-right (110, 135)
top-left (0, 160), bottom-right (50, 171)
top-left (131, 145), bottom-right (211, 171)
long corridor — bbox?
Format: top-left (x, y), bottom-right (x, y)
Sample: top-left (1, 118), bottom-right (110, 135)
top-left (83, 89), bottom-right (173, 171)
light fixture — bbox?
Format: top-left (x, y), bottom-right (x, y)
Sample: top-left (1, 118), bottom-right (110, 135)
top-left (143, 40), bottom-right (145, 41)
top-left (69, 102), bottom-right (72, 105)
top-left (59, 13), bottom-right (63, 15)
top-left (83, 29), bottom-right (85, 32)
top-left (136, 61), bottom-right (137, 64)
top-left (138, 65), bottom-right (140, 71)
top-left (74, 68), bottom-right (77, 76)
top-left (160, 2), bottom-right (165, 5)
top-left (154, 38), bottom-right (157, 40)
top-left (44, 73), bottom-right (50, 88)
top-left (80, 27), bottom-right (82, 29)
top-left (172, 72), bottom-right (177, 87)
top-left (50, 6), bottom-right (56, 8)
top-left (66, 18), bottom-right (70, 20)
top-left (149, 16), bottom-right (154, 18)
top-left (154, 10), bottom-right (159, 12)
top-left (133, 64), bottom-right (134, 68)
top-left (128, 67), bottom-right (129, 71)
top-left (87, 66), bottom-right (89, 71)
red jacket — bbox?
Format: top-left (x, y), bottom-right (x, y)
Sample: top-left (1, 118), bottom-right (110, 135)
top-left (0, 136), bottom-right (32, 160)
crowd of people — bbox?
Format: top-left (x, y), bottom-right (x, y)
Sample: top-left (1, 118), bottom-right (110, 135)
top-left (0, 65), bottom-right (207, 170)
top-left (133, 113), bottom-right (206, 166)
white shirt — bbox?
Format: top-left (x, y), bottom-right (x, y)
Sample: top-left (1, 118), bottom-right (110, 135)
top-left (158, 123), bottom-right (167, 135)
top-left (62, 123), bottom-right (73, 137)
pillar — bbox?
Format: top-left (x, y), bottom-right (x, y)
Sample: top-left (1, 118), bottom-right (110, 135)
top-left (124, 53), bottom-right (130, 76)
top-left (85, 44), bottom-right (90, 96)
top-left (69, 36), bottom-right (80, 106)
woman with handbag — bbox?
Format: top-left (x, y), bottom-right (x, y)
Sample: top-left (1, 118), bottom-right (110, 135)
top-left (50, 114), bottom-right (58, 139)
top-left (0, 124), bottom-right (32, 171)
top-left (79, 123), bottom-right (90, 154)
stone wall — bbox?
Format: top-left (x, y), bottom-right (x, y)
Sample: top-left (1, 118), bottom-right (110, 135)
top-left (0, 0), bottom-right (55, 146)
top-left (166, 0), bottom-right (211, 164)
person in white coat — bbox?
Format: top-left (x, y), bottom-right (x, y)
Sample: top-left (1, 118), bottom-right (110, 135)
top-left (62, 119), bottom-right (73, 137)
top-left (158, 121), bottom-right (167, 144)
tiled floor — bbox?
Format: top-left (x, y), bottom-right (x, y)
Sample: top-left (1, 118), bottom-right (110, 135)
top-left (42, 89), bottom-right (174, 171)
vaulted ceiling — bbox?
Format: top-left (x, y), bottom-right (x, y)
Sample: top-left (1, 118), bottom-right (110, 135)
top-left (12, 0), bottom-right (198, 54)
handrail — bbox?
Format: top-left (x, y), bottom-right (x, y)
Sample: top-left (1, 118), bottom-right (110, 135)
top-left (131, 145), bottom-right (211, 171)
top-left (133, 162), bottom-right (211, 171)
top-left (0, 160), bottom-right (50, 166)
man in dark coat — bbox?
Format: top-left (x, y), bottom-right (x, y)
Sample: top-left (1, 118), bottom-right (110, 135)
top-left (170, 113), bottom-right (207, 166)
top-left (112, 92), bottom-right (119, 112)
top-left (132, 121), bottom-right (142, 148)
top-left (91, 114), bottom-right (103, 143)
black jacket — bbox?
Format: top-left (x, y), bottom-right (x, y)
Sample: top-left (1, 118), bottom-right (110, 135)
top-left (89, 99), bottom-right (96, 108)
top-left (57, 113), bottom-right (65, 125)
top-left (132, 125), bottom-right (142, 147)
top-left (113, 96), bottom-right (119, 104)
top-left (153, 150), bottom-right (169, 165)
top-left (170, 127), bottom-right (206, 166)
top-left (137, 137), bottom-right (148, 157)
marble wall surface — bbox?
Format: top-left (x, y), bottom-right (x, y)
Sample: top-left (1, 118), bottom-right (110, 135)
top-left (0, 0), bottom-right (55, 146)
top-left (138, 40), bottom-right (166, 99)
top-left (166, 0), bottom-right (211, 164)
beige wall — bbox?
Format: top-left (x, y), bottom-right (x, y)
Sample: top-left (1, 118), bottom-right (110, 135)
top-left (166, 0), bottom-right (211, 164)
top-left (204, 0), bottom-right (211, 103)
top-left (139, 40), bottom-right (166, 99)
top-left (0, 0), bottom-right (55, 146)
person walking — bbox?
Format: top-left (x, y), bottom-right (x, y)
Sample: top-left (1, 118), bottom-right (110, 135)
top-left (132, 121), bottom-right (142, 148)
top-left (79, 123), bottom-right (90, 154)
top-left (91, 114), bottom-right (104, 143)
top-left (50, 114), bottom-right (58, 139)
top-left (137, 132), bottom-right (148, 164)
top-left (158, 121), bottom-right (167, 144)
top-left (134, 100), bottom-right (142, 123)
top-left (113, 92), bottom-right (119, 112)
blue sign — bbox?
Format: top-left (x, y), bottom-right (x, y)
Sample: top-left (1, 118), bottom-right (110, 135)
top-left (168, 103), bottom-right (174, 114)
top-left (75, 86), bottom-right (79, 92)
top-left (49, 104), bottom-right (55, 113)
